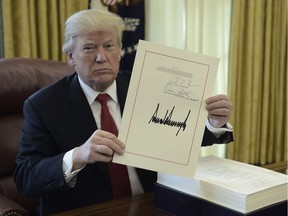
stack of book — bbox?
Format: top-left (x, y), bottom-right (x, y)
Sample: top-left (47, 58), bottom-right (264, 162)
top-left (156, 155), bottom-right (287, 215)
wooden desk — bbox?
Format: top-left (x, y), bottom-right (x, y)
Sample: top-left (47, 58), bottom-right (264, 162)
top-left (52, 192), bottom-right (170, 216)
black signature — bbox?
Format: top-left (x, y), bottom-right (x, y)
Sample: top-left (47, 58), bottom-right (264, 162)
top-left (148, 103), bottom-right (191, 136)
top-left (164, 76), bottom-right (199, 100)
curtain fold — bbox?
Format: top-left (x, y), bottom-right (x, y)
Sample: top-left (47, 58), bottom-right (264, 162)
top-left (0, 0), bottom-right (4, 58)
top-left (185, 0), bottom-right (232, 157)
top-left (2, 0), bottom-right (89, 61)
top-left (228, 0), bottom-right (287, 165)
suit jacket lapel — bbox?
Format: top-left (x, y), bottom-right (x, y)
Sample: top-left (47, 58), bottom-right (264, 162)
top-left (66, 72), bottom-right (130, 137)
top-left (116, 71), bottom-right (130, 114)
top-left (66, 74), bottom-right (97, 143)
top-left (65, 73), bottom-right (131, 183)
top-left (65, 74), bottom-right (110, 181)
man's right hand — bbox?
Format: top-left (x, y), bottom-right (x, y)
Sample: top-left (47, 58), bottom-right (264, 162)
top-left (72, 130), bottom-right (125, 170)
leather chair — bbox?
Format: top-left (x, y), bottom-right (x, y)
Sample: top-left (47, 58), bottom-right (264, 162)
top-left (0, 58), bottom-right (74, 216)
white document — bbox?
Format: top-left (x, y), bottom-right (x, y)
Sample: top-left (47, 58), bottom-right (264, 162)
top-left (157, 156), bottom-right (288, 213)
top-left (113, 40), bottom-right (219, 178)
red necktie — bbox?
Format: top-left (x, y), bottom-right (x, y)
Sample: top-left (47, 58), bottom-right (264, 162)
top-left (96, 93), bottom-right (132, 199)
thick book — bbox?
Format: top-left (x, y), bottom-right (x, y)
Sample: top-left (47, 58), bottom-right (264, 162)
top-left (157, 155), bottom-right (288, 214)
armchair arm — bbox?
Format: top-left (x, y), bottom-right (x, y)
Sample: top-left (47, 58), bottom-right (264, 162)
top-left (0, 195), bottom-right (28, 216)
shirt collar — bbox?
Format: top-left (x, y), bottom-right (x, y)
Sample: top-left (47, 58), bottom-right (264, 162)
top-left (78, 75), bottom-right (118, 105)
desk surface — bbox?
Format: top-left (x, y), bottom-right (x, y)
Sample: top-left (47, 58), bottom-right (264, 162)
top-left (52, 192), bottom-right (170, 216)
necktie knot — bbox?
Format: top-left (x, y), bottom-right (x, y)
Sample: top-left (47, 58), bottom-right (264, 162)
top-left (96, 93), bottom-right (110, 105)
top-left (96, 93), bottom-right (117, 135)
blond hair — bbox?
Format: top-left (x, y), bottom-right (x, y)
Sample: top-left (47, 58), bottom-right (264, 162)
top-left (62, 9), bottom-right (125, 52)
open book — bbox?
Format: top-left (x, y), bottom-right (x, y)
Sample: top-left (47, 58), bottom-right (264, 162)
top-left (157, 155), bottom-right (288, 213)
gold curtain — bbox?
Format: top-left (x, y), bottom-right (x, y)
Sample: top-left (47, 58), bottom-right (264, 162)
top-left (228, 0), bottom-right (287, 165)
top-left (2, 0), bottom-right (89, 61)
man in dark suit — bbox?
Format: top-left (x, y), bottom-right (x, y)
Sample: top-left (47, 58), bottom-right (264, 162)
top-left (14, 9), bottom-right (233, 215)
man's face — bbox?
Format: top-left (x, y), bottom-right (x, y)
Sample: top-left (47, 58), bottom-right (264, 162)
top-left (68, 30), bottom-right (121, 91)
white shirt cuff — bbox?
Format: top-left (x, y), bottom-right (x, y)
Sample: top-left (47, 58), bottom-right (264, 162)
top-left (205, 119), bottom-right (233, 138)
top-left (63, 148), bottom-right (85, 187)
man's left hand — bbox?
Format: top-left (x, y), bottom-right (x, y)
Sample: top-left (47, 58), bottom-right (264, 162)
top-left (206, 94), bottom-right (232, 128)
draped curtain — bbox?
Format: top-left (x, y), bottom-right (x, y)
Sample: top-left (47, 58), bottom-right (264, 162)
top-left (228, 0), bottom-right (287, 165)
top-left (2, 0), bottom-right (89, 61)
top-left (0, 0), bottom-right (4, 58)
top-left (145, 0), bottom-right (232, 157)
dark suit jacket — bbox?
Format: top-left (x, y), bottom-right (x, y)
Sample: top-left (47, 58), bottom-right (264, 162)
top-left (14, 71), bottom-right (232, 215)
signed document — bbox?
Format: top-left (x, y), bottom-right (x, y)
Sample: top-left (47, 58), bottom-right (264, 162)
top-left (113, 40), bottom-right (219, 178)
